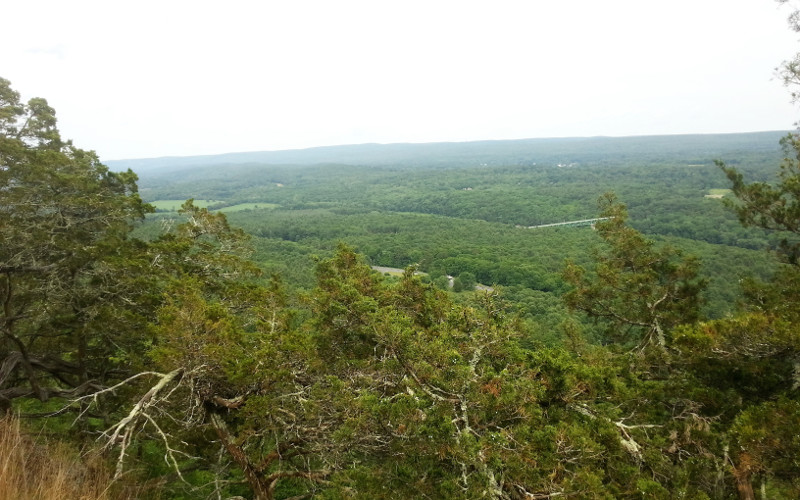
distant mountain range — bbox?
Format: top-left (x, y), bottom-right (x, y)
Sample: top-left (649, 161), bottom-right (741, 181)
top-left (106, 131), bottom-right (790, 173)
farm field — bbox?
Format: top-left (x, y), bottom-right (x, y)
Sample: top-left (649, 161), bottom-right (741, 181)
top-left (217, 202), bottom-right (280, 212)
top-left (148, 199), bottom-right (224, 211)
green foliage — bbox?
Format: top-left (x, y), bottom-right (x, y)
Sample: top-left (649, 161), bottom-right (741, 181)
top-left (303, 246), bottom-right (617, 498)
top-left (0, 77), bottom-right (153, 408)
top-left (665, 107), bottom-right (800, 497)
top-left (563, 194), bottom-right (706, 350)
top-left (719, 132), bottom-right (800, 263)
top-left (457, 271), bottom-right (476, 291)
top-left (671, 307), bottom-right (800, 498)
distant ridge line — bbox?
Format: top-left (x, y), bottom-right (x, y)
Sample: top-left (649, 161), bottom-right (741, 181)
top-left (107, 130), bottom-right (790, 173)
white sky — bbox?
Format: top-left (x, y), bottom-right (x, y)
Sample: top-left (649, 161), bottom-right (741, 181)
top-left (2, 0), bottom-right (799, 161)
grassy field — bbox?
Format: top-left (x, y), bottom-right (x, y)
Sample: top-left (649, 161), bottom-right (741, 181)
top-left (148, 199), bottom-right (224, 211)
top-left (707, 189), bottom-right (732, 195)
top-left (217, 203), bottom-right (280, 213)
top-left (0, 416), bottom-right (142, 499)
top-left (149, 200), bottom-right (278, 212)
top-left (705, 188), bottom-right (732, 198)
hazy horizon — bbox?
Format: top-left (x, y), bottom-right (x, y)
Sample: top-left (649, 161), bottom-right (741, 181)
top-left (4, 1), bottom-right (798, 161)
top-left (105, 128), bottom-right (789, 163)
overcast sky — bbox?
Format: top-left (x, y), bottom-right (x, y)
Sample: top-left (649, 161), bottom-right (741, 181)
top-left (3, 0), bottom-right (799, 161)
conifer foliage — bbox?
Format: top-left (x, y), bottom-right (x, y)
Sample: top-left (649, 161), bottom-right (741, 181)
top-left (0, 77), bottom-right (151, 410)
top-left (563, 193), bottom-right (705, 350)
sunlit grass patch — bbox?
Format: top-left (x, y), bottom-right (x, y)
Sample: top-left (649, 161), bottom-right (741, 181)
top-left (0, 415), bottom-right (143, 500)
top-left (217, 203), bottom-right (280, 212)
top-left (148, 199), bottom-right (224, 211)
top-left (705, 188), bottom-right (732, 199)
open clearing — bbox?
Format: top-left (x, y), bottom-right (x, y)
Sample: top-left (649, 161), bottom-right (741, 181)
top-left (149, 199), bottom-right (223, 211)
top-left (371, 266), bottom-right (423, 277)
top-left (705, 188), bottom-right (732, 199)
top-left (217, 203), bottom-right (280, 213)
top-left (149, 200), bottom-right (279, 212)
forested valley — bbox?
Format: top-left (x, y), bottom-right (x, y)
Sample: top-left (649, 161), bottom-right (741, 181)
top-left (3, 30), bottom-right (800, 500)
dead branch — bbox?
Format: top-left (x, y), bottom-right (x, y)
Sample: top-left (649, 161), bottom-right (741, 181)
top-left (568, 403), bottom-right (661, 462)
top-left (97, 368), bottom-right (185, 477)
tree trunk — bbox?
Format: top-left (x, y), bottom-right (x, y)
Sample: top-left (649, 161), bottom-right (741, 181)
top-left (209, 411), bottom-right (272, 500)
top-left (733, 453), bottom-right (755, 500)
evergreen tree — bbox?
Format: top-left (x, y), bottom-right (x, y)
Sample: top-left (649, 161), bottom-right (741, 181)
top-left (0, 77), bottom-right (152, 410)
top-left (563, 193), bottom-right (705, 351)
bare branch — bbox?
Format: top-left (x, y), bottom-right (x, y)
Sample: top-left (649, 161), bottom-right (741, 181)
top-left (141, 412), bottom-right (194, 483)
top-left (96, 368), bottom-right (185, 477)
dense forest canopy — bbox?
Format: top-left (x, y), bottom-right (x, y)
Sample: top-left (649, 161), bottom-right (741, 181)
top-left (124, 130), bottom-right (785, 322)
top-left (2, 7), bottom-right (800, 498)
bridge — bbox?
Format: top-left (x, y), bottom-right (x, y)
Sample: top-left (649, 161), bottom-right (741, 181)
top-left (523, 217), bottom-right (611, 229)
